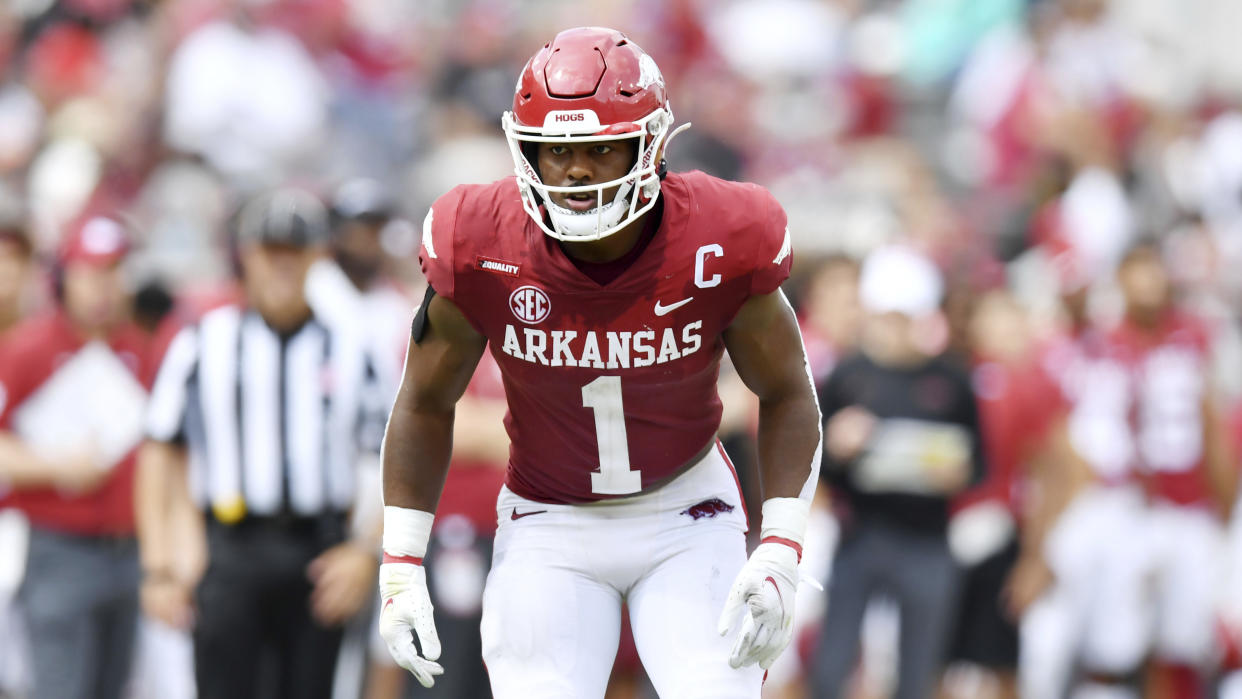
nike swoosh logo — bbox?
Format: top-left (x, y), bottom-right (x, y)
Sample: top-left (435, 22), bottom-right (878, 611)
top-left (510, 507), bottom-right (547, 520)
top-left (654, 297), bottom-right (694, 316)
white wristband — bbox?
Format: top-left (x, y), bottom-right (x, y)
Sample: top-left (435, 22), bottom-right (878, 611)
top-left (382, 506), bottom-right (434, 559)
top-left (759, 497), bottom-right (811, 548)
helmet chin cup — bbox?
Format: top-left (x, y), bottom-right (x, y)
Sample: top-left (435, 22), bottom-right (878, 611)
top-left (543, 181), bottom-right (635, 240)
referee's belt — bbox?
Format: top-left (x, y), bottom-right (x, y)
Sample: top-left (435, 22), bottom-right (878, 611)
top-left (208, 506), bottom-right (348, 536)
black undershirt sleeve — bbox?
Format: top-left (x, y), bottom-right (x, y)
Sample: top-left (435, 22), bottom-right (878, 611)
top-left (410, 285), bottom-right (436, 344)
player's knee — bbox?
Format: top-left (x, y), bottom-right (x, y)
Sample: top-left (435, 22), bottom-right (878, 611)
top-left (651, 660), bottom-right (762, 699)
top-left (1081, 633), bottom-right (1147, 678)
top-left (1155, 623), bottom-right (1214, 664)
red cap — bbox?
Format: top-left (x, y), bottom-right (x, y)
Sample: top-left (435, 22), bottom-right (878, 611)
top-left (59, 216), bottom-right (129, 266)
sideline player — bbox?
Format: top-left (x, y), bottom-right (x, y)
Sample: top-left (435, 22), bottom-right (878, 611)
top-left (377, 27), bottom-right (823, 698)
top-left (1109, 241), bottom-right (1232, 697)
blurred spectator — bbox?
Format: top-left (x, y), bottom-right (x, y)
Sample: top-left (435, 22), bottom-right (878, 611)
top-left (164, 2), bottom-right (329, 190)
top-left (796, 253), bottom-right (862, 384)
top-left (811, 245), bottom-right (984, 699)
top-left (0, 216), bottom-right (151, 699)
top-left (940, 288), bottom-right (1077, 699)
top-left (136, 188), bottom-right (392, 699)
top-left (0, 217), bottom-right (39, 699)
top-left (307, 176), bottom-right (417, 367)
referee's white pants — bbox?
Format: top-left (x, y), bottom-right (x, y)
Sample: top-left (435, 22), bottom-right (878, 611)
top-left (480, 443), bottom-right (764, 699)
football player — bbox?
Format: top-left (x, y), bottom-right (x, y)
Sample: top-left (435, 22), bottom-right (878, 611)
top-left (377, 27), bottom-right (822, 698)
top-left (1109, 241), bottom-right (1232, 697)
top-left (1017, 237), bottom-right (1151, 699)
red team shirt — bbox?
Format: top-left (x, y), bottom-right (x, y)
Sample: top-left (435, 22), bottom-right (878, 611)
top-left (959, 354), bottom-right (1065, 514)
top-left (1040, 312), bottom-right (1216, 507)
top-left (420, 171), bottom-right (791, 504)
top-left (1107, 311), bottom-right (1214, 507)
top-left (0, 312), bottom-right (151, 534)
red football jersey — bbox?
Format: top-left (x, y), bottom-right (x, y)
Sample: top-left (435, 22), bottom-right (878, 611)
top-left (420, 171), bottom-right (791, 504)
top-left (958, 355), bottom-right (1065, 514)
top-left (1108, 312), bottom-right (1214, 507)
top-left (1039, 327), bottom-right (1139, 485)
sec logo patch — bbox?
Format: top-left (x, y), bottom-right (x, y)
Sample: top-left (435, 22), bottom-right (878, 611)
top-left (509, 285), bottom-right (551, 324)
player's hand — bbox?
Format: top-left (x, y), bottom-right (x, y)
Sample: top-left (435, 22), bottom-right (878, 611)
top-left (141, 573), bottom-right (195, 629)
top-left (308, 541), bottom-right (378, 626)
top-left (717, 542), bottom-right (800, 670)
top-left (1003, 552), bottom-right (1054, 619)
top-left (378, 561), bottom-right (443, 687)
top-left (824, 406), bottom-right (875, 463)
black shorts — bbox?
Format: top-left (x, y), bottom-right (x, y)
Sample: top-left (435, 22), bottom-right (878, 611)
top-left (947, 535), bottom-right (1020, 668)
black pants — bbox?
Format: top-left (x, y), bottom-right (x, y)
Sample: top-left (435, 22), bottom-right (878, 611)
top-left (810, 519), bottom-right (962, 699)
top-left (195, 515), bottom-right (346, 699)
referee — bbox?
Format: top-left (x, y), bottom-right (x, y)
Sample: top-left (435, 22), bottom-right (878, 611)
top-left (135, 188), bottom-right (392, 699)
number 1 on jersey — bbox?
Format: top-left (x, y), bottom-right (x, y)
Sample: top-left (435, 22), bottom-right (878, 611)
top-left (581, 376), bottom-right (642, 494)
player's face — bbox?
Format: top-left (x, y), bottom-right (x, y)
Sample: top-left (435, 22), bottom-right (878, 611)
top-left (333, 220), bottom-right (384, 286)
top-left (1119, 249), bottom-right (1169, 314)
top-left (806, 260), bottom-right (860, 347)
top-left (861, 311), bottom-right (921, 365)
top-left (970, 291), bottom-right (1029, 363)
top-left (241, 242), bottom-right (320, 322)
top-left (537, 139), bottom-right (638, 212)
top-left (63, 260), bottom-right (127, 333)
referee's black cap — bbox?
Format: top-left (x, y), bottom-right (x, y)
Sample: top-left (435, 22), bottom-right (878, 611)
top-left (237, 187), bottom-right (330, 248)
top-left (329, 178), bottom-right (395, 225)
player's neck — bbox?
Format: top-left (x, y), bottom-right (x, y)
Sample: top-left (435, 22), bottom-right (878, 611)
top-left (64, 309), bottom-right (118, 340)
top-left (1126, 305), bottom-right (1166, 332)
top-left (559, 215), bottom-right (648, 264)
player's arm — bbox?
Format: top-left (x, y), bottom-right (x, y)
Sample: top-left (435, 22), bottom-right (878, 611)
top-left (1005, 413), bottom-right (1092, 616)
top-left (382, 292), bottom-right (487, 511)
top-left (1202, 393), bottom-right (1237, 519)
top-left (723, 288), bottom-right (822, 501)
top-left (377, 290), bottom-right (486, 688)
top-left (717, 288), bottom-right (823, 670)
top-left (0, 433), bottom-right (105, 491)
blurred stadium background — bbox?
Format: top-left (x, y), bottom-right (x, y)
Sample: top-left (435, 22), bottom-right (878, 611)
top-left (4, 0), bottom-right (1242, 697)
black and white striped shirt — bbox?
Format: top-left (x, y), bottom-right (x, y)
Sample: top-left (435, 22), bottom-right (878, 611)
top-left (146, 305), bottom-right (393, 517)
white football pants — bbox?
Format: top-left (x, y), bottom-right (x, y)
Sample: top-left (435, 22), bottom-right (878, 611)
top-left (1145, 501), bottom-right (1223, 665)
top-left (1020, 485), bottom-right (1152, 699)
top-left (480, 443), bottom-right (764, 698)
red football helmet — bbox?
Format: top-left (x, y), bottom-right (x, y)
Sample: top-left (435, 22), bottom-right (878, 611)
top-left (502, 27), bottom-right (682, 241)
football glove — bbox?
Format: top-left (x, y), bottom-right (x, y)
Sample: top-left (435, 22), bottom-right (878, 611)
top-left (717, 541), bottom-right (800, 670)
top-left (378, 560), bottom-right (443, 687)
top-left (378, 506), bottom-right (442, 687)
